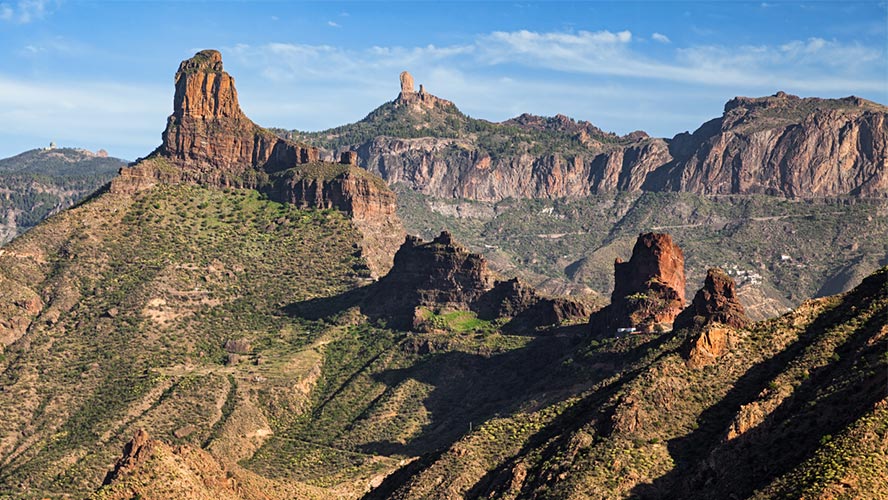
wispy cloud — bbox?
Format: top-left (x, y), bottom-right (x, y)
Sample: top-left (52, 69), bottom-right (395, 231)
top-left (651, 32), bottom-right (671, 44)
top-left (220, 29), bottom-right (885, 139)
top-left (327, 20), bottom-right (340, 28)
top-left (0, 0), bottom-right (51, 23)
top-left (229, 29), bottom-right (884, 94)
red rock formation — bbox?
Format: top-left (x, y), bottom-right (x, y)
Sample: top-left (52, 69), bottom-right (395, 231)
top-left (110, 50), bottom-right (405, 277)
top-left (684, 325), bottom-right (731, 369)
top-left (160, 49), bottom-right (317, 180)
top-left (674, 267), bottom-right (749, 330)
top-left (102, 429), bottom-right (154, 485)
top-left (325, 85), bottom-right (887, 201)
top-left (592, 232), bottom-right (686, 333)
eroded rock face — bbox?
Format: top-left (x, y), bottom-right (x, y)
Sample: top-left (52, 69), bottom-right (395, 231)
top-left (102, 429), bottom-right (153, 486)
top-left (362, 233), bottom-right (588, 330)
top-left (685, 325), bottom-right (731, 369)
top-left (110, 50), bottom-right (405, 277)
top-left (675, 268), bottom-right (749, 330)
top-left (592, 232), bottom-right (686, 333)
top-left (331, 88), bottom-right (887, 201)
top-left (365, 232), bottom-right (494, 328)
top-left (160, 49), bottom-right (318, 181)
top-left (656, 93), bottom-right (888, 197)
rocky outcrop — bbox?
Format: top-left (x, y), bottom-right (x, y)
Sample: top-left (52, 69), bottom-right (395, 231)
top-left (109, 50), bottom-right (404, 277)
top-left (364, 231), bottom-right (494, 328)
top-left (684, 325), bottom-right (731, 369)
top-left (361, 232), bottom-right (587, 330)
top-left (301, 82), bottom-right (887, 201)
top-left (159, 49), bottom-right (317, 180)
top-left (591, 232), bottom-right (686, 334)
top-left (102, 429), bottom-right (154, 486)
top-left (475, 277), bottom-right (591, 330)
top-left (675, 268), bottom-right (749, 330)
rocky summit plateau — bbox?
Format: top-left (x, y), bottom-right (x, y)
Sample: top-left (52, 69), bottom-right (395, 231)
top-left (0, 49), bottom-right (886, 500)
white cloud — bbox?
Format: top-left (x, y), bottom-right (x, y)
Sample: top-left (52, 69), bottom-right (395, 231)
top-left (652, 32), bottom-right (671, 43)
top-left (327, 20), bottom-right (340, 28)
top-left (0, 0), bottom-right (50, 23)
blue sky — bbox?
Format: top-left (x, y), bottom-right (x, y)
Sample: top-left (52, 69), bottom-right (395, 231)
top-left (1, 0), bottom-right (885, 160)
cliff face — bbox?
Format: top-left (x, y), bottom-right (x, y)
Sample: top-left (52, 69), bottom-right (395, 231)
top-left (655, 93), bottom-right (888, 197)
top-left (110, 50), bottom-right (404, 276)
top-left (296, 82), bottom-right (887, 201)
top-left (159, 49), bottom-right (317, 181)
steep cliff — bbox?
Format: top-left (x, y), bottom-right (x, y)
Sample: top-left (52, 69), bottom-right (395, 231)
top-left (654, 92), bottom-right (888, 197)
top-left (291, 79), bottom-right (887, 201)
top-left (110, 50), bottom-right (404, 276)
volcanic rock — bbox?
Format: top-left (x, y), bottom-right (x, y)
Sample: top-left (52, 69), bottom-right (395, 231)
top-left (102, 429), bottom-right (153, 486)
top-left (362, 234), bottom-right (589, 331)
top-left (591, 232), bottom-right (686, 334)
top-left (110, 50), bottom-right (405, 276)
top-left (364, 231), bottom-right (494, 328)
top-left (674, 268), bottom-right (749, 330)
top-left (685, 325), bottom-right (731, 369)
top-left (320, 88), bottom-right (887, 201)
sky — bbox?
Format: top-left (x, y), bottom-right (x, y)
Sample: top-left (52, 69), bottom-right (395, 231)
top-left (0, 0), bottom-right (885, 160)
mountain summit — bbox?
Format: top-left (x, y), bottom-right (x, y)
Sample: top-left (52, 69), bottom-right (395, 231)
top-left (112, 50), bottom-right (404, 275)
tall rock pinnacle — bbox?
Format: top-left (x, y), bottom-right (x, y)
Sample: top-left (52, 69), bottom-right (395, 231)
top-left (112, 50), bottom-right (406, 277)
top-left (159, 49), bottom-right (317, 178)
top-left (591, 232), bottom-right (686, 334)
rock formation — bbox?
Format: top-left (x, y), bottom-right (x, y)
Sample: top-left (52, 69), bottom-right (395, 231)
top-left (591, 232), bottom-right (686, 333)
top-left (393, 71), bottom-right (455, 112)
top-left (362, 232), bottom-right (588, 330)
top-left (364, 231), bottom-right (494, 328)
top-left (475, 278), bottom-right (592, 330)
top-left (399, 71), bottom-right (414, 95)
top-left (110, 50), bottom-right (405, 276)
top-left (305, 86), bottom-right (887, 201)
top-left (654, 92), bottom-right (888, 197)
top-left (674, 268), bottom-right (749, 330)
top-left (684, 325), bottom-right (732, 369)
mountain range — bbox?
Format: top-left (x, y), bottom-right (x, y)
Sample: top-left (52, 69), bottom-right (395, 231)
top-left (0, 50), bottom-right (885, 500)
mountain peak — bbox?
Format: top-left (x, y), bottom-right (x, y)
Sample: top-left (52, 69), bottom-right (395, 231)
top-left (171, 49), bottom-right (245, 122)
top-left (394, 70), bottom-right (455, 111)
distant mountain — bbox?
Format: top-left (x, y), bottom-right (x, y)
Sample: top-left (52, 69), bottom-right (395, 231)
top-left (0, 147), bottom-right (126, 244)
top-left (287, 76), bottom-right (887, 201)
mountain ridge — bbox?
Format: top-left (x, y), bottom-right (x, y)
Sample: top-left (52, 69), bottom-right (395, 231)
top-left (288, 75), bottom-right (887, 201)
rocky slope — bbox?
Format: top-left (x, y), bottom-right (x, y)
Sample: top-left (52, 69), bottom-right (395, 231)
top-left (112, 50), bottom-right (404, 276)
top-left (0, 147), bottom-right (125, 244)
top-left (291, 79), bottom-right (887, 201)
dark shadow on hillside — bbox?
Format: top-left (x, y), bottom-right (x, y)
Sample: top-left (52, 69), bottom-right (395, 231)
top-left (362, 331), bottom-right (678, 499)
top-left (631, 271), bottom-right (888, 499)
